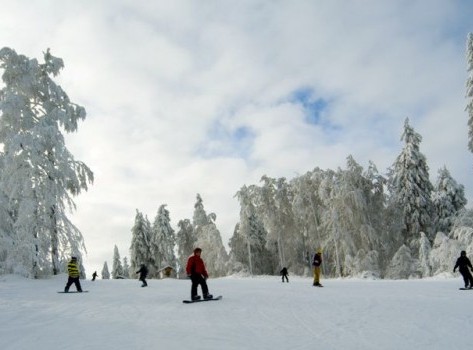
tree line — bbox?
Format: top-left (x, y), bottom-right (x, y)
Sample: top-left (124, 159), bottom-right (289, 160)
top-left (3, 33), bottom-right (473, 279)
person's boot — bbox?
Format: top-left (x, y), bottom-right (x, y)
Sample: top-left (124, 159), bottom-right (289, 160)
top-left (204, 294), bottom-right (213, 299)
top-left (192, 295), bottom-right (201, 301)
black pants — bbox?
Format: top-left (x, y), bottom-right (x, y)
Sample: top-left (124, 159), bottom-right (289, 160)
top-left (65, 277), bottom-right (82, 292)
top-left (460, 269), bottom-right (473, 287)
top-left (191, 274), bottom-right (209, 297)
top-left (282, 275), bottom-right (289, 282)
top-left (139, 276), bottom-right (147, 286)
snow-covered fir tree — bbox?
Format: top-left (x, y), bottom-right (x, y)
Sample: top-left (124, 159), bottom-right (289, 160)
top-left (101, 261), bottom-right (110, 280)
top-left (390, 118), bottom-right (434, 243)
top-left (176, 218), bottom-right (196, 275)
top-left (192, 194), bottom-right (228, 277)
top-left (0, 47), bottom-right (93, 277)
top-left (431, 166), bottom-right (467, 233)
top-left (149, 204), bottom-right (176, 277)
top-left (122, 257), bottom-right (130, 278)
top-left (232, 185), bottom-right (273, 275)
top-left (129, 210), bottom-right (151, 275)
top-left (112, 245), bottom-right (124, 279)
top-left (466, 32), bottom-right (473, 153)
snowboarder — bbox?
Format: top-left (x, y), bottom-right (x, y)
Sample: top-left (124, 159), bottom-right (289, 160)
top-left (312, 249), bottom-right (323, 287)
top-left (91, 271), bottom-right (98, 281)
top-left (186, 247), bottom-right (213, 301)
top-left (453, 251), bottom-right (473, 289)
top-left (64, 256), bottom-right (83, 293)
top-left (280, 267), bottom-right (289, 283)
top-left (136, 264), bottom-right (148, 287)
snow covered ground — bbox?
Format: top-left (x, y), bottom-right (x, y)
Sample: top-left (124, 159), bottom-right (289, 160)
top-left (0, 274), bottom-right (471, 350)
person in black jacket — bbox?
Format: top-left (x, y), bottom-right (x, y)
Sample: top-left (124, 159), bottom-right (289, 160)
top-left (280, 267), bottom-right (289, 283)
top-left (453, 251), bottom-right (473, 289)
top-left (136, 264), bottom-right (148, 287)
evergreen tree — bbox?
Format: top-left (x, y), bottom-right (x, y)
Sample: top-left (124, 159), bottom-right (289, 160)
top-left (176, 218), bottom-right (196, 275)
top-left (192, 194), bottom-right (228, 277)
top-left (129, 210), bottom-right (151, 274)
top-left (0, 47), bottom-right (93, 277)
top-left (193, 194), bottom-right (209, 228)
top-left (390, 118), bottom-right (434, 243)
top-left (150, 204), bottom-right (176, 277)
top-left (112, 245), bottom-right (124, 279)
top-left (233, 185), bottom-right (273, 275)
top-left (431, 166), bottom-right (467, 233)
top-left (466, 32), bottom-right (473, 153)
top-left (101, 261), bottom-right (110, 280)
top-left (122, 257), bottom-right (130, 278)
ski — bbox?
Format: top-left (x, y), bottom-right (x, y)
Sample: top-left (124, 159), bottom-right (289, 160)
top-left (459, 288), bottom-right (473, 290)
top-left (57, 291), bottom-right (89, 293)
top-left (183, 295), bottom-right (222, 303)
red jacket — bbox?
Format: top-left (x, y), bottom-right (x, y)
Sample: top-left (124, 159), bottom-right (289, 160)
top-left (186, 254), bottom-right (208, 278)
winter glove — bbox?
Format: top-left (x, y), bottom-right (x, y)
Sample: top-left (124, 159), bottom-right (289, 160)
top-left (453, 269), bottom-right (456, 273)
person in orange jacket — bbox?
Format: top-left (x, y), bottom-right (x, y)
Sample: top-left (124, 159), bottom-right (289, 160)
top-left (186, 247), bottom-right (213, 300)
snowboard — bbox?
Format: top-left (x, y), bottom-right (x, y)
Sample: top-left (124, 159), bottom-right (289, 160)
top-left (183, 295), bottom-right (222, 304)
top-left (57, 291), bottom-right (89, 293)
top-left (459, 288), bottom-right (473, 290)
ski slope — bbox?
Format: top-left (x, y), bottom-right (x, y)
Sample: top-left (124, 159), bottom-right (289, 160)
top-left (0, 274), bottom-right (471, 350)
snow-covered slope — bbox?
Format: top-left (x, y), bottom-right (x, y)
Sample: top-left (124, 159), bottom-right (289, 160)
top-left (0, 274), bottom-right (471, 350)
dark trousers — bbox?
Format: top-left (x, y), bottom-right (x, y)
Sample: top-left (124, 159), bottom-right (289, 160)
top-left (191, 274), bottom-right (209, 297)
top-left (282, 275), bottom-right (289, 282)
top-left (65, 277), bottom-right (82, 292)
top-left (139, 276), bottom-right (147, 286)
top-left (460, 269), bottom-right (473, 287)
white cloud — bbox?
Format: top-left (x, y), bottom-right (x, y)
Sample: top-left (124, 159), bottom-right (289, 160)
top-left (1, 0), bottom-right (473, 274)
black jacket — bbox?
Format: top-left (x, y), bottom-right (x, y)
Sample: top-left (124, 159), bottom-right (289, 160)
top-left (454, 256), bottom-right (473, 273)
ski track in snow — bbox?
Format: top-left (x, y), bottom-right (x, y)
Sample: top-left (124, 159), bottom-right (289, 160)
top-left (1, 275), bottom-right (473, 350)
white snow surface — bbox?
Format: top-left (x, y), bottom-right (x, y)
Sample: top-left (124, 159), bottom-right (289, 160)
top-left (1, 274), bottom-right (472, 350)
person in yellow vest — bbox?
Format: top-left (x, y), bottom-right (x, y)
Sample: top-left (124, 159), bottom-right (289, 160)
top-left (312, 249), bottom-right (323, 287)
top-left (64, 256), bottom-right (83, 292)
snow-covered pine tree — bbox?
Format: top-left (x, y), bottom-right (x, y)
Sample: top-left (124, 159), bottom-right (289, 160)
top-left (175, 218), bottom-right (195, 276)
top-left (390, 118), bottom-right (434, 243)
top-left (233, 185), bottom-right (273, 275)
top-left (290, 170), bottom-right (325, 275)
top-left (112, 245), bottom-right (124, 279)
top-left (101, 261), bottom-right (110, 280)
top-left (150, 204), bottom-right (176, 278)
top-left (193, 194), bottom-right (209, 228)
top-left (191, 194), bottom-right (228, 277)
top-left (129, 210), bottom-right (151, 275)
top-left (431, 166), bottom-right (467, 234)
top-left (122, 257), bottom-right (130, 278)
top-left (466, 33), bottom-right (473, 153)
top-left (0, 47), bottom-right (93, 277)
top-left (385, 245), bottom-right (417, 279)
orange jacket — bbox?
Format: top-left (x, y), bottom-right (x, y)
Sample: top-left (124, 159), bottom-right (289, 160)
top-left (186, 254), bottom-right (209, 278)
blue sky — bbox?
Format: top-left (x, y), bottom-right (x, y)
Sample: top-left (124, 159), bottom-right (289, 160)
top-left (1, 0), bottom-right (473, 274)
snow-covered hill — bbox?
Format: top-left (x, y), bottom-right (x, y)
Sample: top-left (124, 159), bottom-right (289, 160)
top-left (0, 274), bottom-right (471, 350)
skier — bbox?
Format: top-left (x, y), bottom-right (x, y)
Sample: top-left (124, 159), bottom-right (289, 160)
top-left (91, 271), bottom-right (98, 281)
top-left (136, 264), bottom-right (148, 287)
top-left (312, 249), bottom-right (323, 287)
top-left (280, 267), bottom-right (289, 283)
top-left (64, 256), bottom-right (83, 293)
top-left (186, 247), bottom-right (213, 301)
top-left (453, 251), bottom-right (473, 289)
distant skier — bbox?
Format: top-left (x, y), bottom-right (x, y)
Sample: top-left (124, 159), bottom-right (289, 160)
top-left (453, 251), bottom-right (473, 289)
top-left (91, 271), bottom-right (98, 281)
top-left (136, 264), bottom-right (148, 287)
top-left (312, 249), bottom-right (323, 287)
top-left (186, 247), bottom-right (213, 301)
top-left (64, 256), bottom-right (83, 293)
top-left (280, 267), bottom-right (289, 283)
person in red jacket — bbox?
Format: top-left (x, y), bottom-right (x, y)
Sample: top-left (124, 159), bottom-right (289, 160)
top-left (186, 247), bottom-right (213, 300)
